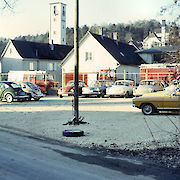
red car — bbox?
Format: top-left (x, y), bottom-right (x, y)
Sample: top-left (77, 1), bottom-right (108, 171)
top-left (58, 80), bottom-right (86, 98)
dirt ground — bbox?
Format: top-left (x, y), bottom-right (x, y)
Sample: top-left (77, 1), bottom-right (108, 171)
top-left (0, 96), bottom-right (179, 148)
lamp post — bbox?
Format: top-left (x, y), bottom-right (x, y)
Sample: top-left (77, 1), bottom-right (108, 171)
top-left (73, 0), bottom-right (79, 125)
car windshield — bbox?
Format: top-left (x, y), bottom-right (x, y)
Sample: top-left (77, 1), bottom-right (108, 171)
top-left (140, 81), bottom-right (155, 86)
top-left (165, 87), bottom-right (180, 95)
top-left (94, 81), bottom-right (113, 87)
top-left (66, 81), bottom-right (85, 87)
top-left (26, 82), bottom-right (38, 89)
top-left (115, 81), bottom-right (129, 86)
top-left (9, 82), bottom-right (20, 88)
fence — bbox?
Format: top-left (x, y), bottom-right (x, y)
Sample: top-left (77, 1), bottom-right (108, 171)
top-left (0, 71), bottom-right (178, 88)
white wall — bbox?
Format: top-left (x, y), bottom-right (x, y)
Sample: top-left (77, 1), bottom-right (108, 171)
top-left (2, 42), bottom-right (23, 73)
top-left (63, 34), bottom-right (118, 73)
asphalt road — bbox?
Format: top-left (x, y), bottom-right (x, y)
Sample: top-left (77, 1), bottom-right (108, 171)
top-left (0, 130), bottom-right (180, 180)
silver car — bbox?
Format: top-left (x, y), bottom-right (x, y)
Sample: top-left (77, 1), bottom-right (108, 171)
top-left (106, 80), bottom-right (134, 97)
top-left (16, 81), bottom-right (45, 101)
top-left (133, 80), bottom-right (164, 96)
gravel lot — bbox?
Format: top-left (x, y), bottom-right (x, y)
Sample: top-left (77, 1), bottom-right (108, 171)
top-left (0, 96), bottom-right (180, 168)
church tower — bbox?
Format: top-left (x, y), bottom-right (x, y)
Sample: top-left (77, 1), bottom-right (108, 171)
top-left (49, 2), bottom-right (66, 45)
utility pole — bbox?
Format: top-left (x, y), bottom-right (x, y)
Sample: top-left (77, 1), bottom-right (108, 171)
top-left (73, 0), bottom-right (79, 125)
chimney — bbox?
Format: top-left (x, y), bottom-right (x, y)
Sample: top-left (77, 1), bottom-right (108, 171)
top-left (111, 32), bottom-right (119, 40)
top-left (161, 20), bottom-right (166, 46)
top-left (50, 40), bottom-right (54, 51)
top-left (98, 27), bottom-right (104, 36)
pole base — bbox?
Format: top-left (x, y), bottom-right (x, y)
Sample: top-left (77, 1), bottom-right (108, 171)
top-left (63, 116), bottom-right (88, 125)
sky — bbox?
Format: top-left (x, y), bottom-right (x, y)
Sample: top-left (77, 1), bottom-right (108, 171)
top-left (0, 0), bottom-right (173, 38)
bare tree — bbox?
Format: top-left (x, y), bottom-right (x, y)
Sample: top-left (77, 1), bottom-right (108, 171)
top-left (161, 0), bottom-right (180, 63)
top-left (0, 0), bottom-right (17, 11)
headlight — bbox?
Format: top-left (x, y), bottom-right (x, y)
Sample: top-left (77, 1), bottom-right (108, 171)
top-left (148, 88), bottom-right (153, 92)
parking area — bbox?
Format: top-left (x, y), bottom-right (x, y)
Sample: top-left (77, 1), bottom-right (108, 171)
top-left (0, 96), bottom-right (179, 150)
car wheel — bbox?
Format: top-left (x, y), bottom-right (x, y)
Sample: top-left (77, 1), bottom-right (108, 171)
top-left (100, 91), bottom-right (105, 98)
top-left (62, 129), bottom-right (84, 137)
top-left (5, 94), bottom-right (13, 103)
top-left (59, 95), bottom-right (63, 98)
top-left (34, 97), bottom-right (40, 101)
top-left (28, 94), bottom-right (32, 101)
top-left (142, 104), bottom-right (154, 115)
top-left (125, 91), bottom-right (129, 98)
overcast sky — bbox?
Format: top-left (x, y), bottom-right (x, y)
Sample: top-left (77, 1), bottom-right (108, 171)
top-left (0, 0), bottom-right (172, 38)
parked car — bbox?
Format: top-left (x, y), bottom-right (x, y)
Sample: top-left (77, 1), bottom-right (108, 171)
top-left (133, 80), bottom-right (164, 96)
top-left (0, 81), bottom-right (28, 103)
top-left (15, 81), bottom-right (45, 101)
top-left (82, 80), bottom-right (114, 98)
top-left (58, 80), bottom-right (86, 98)
top-left (106, 80), bottom-right (134, 97)
top-left (165, 80), bottom-right (179, 91)
top-left (132, 85), bottom-right (180, 115)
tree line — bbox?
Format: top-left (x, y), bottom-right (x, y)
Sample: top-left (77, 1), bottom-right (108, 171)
top-left (0, 19), bottom-right (163, 54)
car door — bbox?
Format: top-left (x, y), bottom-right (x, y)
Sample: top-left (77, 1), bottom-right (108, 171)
top-left (0, 83), bottom-right (3, 98)
top-left (163, 87), bottom-right (180, 109)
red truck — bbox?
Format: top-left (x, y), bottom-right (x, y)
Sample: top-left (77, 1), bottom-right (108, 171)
top-left (140, 63), bottom-right (180, 85)
top-left (8, 71), bottom-right (55, 94)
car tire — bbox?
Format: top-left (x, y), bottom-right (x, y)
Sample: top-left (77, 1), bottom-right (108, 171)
top-left (125, 91), bottom-right (129, 98)
top-left (27, 94), bottom-right (32, 101)
top-left (62, 129), bottom-right (84, 137)
top-left (34, 97), bottom-right (40, 101)
top-left (59, 95), bottom-right (63, 98)
top-left (142, 103), bottom-right (155, 115)
top-left (100, 91), bottom-right (105, 98)
top-left (5, 94), bottom-right (13, 103)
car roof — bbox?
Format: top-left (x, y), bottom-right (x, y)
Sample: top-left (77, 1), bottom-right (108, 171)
top-left (115, 80), bottom-right (134, 82)
top-left (141, 79), bottom-right (159, 82)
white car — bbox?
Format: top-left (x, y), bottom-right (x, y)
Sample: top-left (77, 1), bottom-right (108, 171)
top-left (133, 80), bottom-right (164, 96)
top-left (106, 80), bottom-right (134, 97)
top-left (82, 80), bottom-right (114, 98)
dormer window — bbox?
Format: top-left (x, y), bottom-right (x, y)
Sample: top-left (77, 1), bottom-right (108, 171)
top-left (120, 52), bottom-right (124, 57)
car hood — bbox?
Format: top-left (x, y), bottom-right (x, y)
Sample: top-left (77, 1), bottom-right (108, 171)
top-left (137, 85), bottom-right (154, 90)
top-left (140, 91), bottom-right (166, 97)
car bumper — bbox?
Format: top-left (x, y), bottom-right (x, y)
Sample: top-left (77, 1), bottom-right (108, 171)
top-left (15, 95), bottom-right (29, 99)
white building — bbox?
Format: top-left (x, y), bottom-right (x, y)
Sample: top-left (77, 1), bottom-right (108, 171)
top-left (0, 39), bottom-right (72, 83)
top-left (61, 31), bottom-right (144, 86)
top-left (142, 20), bottom-right (169, 49)
top-left (49, 2), bottom-right (66, 45)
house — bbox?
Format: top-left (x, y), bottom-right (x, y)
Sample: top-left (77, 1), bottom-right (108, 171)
top-left (142, 20), bottom-right (169, 49)
top-left (136, 46), bottom-right (180, 64)
top-left (61, 31), bottom-right (145, 86)
top-left (0, 39), bottom-right (73, 84)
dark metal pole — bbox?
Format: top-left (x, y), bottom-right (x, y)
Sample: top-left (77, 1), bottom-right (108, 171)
top-left (74, 0), bottom-right (79, 125)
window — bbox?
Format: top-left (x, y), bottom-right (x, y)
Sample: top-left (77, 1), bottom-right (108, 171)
top-left (9, 48), bottom-right (12, 54)
top-left (120, 52), bottom-right (124, 56)
top-left (29, 62), bottom-right (34, 70)
top-left (62, 6), bottom-right (65, 16)
top-left (54, 6), bottom-right (58, 15)
top-left (53, 31), bottom-right (56, 35)
top-left (85, 52), bottom-right (92, 61)
top-left (47, 63), bottom-right (57, 71)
